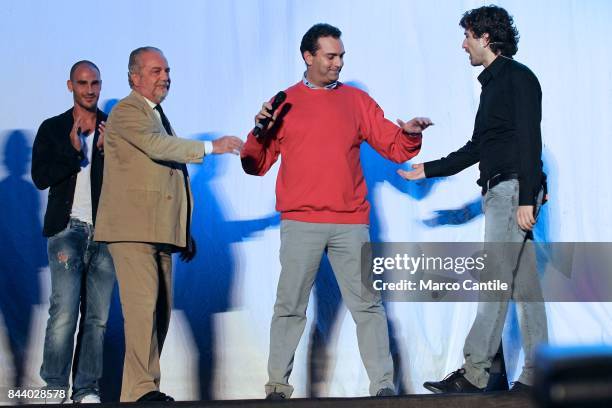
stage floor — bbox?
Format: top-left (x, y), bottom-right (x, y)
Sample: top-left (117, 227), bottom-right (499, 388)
top-left (21, 392), bottom-right (536, 408)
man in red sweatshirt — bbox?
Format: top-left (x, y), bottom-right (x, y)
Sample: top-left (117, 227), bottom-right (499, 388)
top-left (241, 23), bottom-right (432, 399)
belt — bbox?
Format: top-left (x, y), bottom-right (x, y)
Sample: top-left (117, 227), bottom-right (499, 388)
top-left (481, 173), bottom-right (518, 195)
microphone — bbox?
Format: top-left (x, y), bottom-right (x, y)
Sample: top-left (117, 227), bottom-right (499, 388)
top-left (253, 91), bottom-right (287, 137)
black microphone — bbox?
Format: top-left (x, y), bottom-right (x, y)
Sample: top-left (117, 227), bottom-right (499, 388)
top-left (253, 91), bottom-right (287, 137)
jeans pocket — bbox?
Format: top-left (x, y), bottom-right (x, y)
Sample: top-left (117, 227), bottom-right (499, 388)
top-left (48, 223), bottom-right (72, 241)
top-left (488, 179), bottom-right (518, 199)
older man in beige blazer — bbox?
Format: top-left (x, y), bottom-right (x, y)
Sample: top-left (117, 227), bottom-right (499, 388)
top-left (95, 46), bottom-right (242, 402)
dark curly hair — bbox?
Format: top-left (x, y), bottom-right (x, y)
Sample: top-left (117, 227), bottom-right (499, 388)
top-left (459, 5), bottom-right (519, 57)
top-left (300, 23), bottom-right (342, 57)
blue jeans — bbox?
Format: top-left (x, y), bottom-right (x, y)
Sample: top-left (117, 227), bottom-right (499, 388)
top-left (40, 218), bottom-right (115, 401)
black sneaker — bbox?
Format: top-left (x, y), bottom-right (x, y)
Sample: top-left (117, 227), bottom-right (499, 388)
top-left (265, 391), bottom-right (287, 400)
top-left (376, 388), bottom-right (395, 397)
top-left (423, 368), bottom-right (485, 394)
top-left (509, 381), bottom-right (532, 393)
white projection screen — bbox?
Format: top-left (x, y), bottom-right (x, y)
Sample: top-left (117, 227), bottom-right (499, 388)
top-left (0, 0), bottom-right (610, 401)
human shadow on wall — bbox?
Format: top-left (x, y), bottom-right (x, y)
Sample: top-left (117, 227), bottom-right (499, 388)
top-left (422, 196), bottom-right (483, 227)
top-left (174, 133), bottom-right (279, 400)
top-left (0, 130), bottom-right (45, 389)
top-left (306, 80), bottom-right (438, 396)
top-left (307, 254), bottom-right (341, 397)
top-left (361, 142), bottom-right (436, 396)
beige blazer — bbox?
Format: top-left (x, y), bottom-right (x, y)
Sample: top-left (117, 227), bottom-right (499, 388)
top-left (95, 91), bottom-right (205, 247)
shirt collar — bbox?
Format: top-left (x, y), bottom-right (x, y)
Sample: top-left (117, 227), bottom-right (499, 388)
top-left (143, 96), bottom-right (157, 109)
top-left (478, 55), bottom-right (510, 87)
top-left (302, 72), bottom-right (338, 90)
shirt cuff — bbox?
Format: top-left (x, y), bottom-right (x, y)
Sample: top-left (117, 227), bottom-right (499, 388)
top-left (423, 160), bottom-right (444, 178)
top-left (518, 185), bottom-right (537, 206)
top-left (204, 141), bottom-right (214, 155)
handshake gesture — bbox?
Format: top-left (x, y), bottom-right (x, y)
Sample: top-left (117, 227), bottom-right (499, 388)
top-left (396, 117), bottom-right (433, 136)
top-left (395, 117), bottom-right (432, 180)
top-left (397, 163), bottom-right (426, 180)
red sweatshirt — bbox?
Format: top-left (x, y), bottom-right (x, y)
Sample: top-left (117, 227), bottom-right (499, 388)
top-left (241, 81), bottom-right (422, 224)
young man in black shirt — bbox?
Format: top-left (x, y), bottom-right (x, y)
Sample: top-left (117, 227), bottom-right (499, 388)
top-left (398, 5), bottom-right (547, 393)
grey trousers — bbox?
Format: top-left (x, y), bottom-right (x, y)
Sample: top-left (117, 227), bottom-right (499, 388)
top-left (463, 179), bottom-right (548, 388)
top-left (266, 220), bottom-right (394, 397)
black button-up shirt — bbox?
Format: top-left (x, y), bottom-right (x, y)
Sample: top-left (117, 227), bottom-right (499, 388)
top-left (424, 56), bottom-right (544, 205)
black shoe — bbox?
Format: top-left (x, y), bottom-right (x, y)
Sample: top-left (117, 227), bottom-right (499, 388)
top-left (423, 368), bottom-right (485, 394)
top-left (509, 381), bottom-right (532, 393)
top-left (265, 392), bottom-right (286, 400)
top-left (376, 388), bottom-right (395, 397)
top-left (137, 391), bottom-right (175, 402)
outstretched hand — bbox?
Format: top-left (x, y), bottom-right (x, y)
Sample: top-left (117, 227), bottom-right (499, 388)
top-left (397, 163), bottom-right (426, 180)
top-left (212, 136), bottom-right (244, 155)
top-left (397, 117), bottom-right (433, 135)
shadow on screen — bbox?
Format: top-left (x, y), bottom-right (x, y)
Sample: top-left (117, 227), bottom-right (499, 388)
top-left (173, 132), bottom-right (278, 400)
top-left (0, 130), bottom-right (45, 389)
